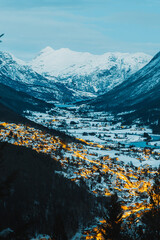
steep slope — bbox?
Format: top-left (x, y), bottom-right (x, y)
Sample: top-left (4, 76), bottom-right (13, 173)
top-left (0, 102), bottom-right (31, 124)
top-left (0, 81), bottom-right (53, 114)
top-left (0, 142), bottom-right (97, 239)
top-left (0, 51), bottom-right (90, 103)
top-left (30, 47), bottom-right (151, 95)
top-left (91, 51), bottom-right (160, 126)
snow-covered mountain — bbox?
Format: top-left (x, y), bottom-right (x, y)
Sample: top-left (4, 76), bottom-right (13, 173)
top-left (0, 49), bottom-right (152, 105)
top-left (91, 51), bottom-right (160, 125)
top-left (30, 47), bottom-right (151, 95)
top-left (0, 51), bottom-right (94, 103)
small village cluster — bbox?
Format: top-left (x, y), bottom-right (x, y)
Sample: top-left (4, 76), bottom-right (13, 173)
top-left (0, 115), bottom-right (160, 239)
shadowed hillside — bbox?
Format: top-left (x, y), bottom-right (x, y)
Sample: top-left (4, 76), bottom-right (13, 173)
top-left (0, 142), bottom-right (100, 239)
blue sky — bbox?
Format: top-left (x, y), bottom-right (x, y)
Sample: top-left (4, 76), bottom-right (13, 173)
top-left (0, 0), bottom-right (160, 60)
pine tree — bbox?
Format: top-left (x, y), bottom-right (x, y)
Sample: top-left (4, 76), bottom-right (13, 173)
top-left (141, 173), bottom-right (160, 240)
top-left (53, 215), bottom-right (68, 240)
top-left (0, 143), bottom-right (17, 198)
top-left (100, 193), bottom-right (123, 240)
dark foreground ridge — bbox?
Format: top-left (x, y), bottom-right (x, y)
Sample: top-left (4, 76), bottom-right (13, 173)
top-left (0, 142), bottom-right (99, 239)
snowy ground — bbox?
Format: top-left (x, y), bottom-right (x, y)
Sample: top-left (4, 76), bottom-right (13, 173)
top-left (1, 106), bottom-right (159, 240)
top-left (24, 106), bottom-right (160, 169)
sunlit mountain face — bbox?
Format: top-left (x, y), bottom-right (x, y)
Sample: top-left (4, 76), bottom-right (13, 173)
top-left (0, 51), bottom-right (92, 103)
top-left (29, 47), bottom-right (151, 96)
top-left (0, 49), bottom-right (151, 105)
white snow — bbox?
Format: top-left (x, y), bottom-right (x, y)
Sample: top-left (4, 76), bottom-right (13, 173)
top-left (28, 47), bottom-right (152, 96)
top-left (30, 47), bottom-right (151, 77)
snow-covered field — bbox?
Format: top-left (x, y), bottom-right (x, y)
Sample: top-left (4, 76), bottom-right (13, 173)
top-left (1, 106), bottom-right (159, 240)
top-left (24, 106), bottom-right (160, 169)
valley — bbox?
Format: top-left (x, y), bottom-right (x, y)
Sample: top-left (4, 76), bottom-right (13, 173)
top-left (0, 47), bottom-right (159, 240)
top-left (0, 103), bottom-right (159, 239)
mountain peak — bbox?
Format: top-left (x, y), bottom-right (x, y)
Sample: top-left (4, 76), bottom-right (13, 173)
top-left (0, 51), bottom-right (25, 65)
top-left (57, 47), bottom-right (73, 53)
top-left (40, 46), bottom-right (54, 55)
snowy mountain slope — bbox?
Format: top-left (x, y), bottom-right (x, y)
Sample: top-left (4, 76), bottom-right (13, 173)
top-left (0, 51), bottom-right (93, 103)
top-left (91, 51), bottom-right (160, 125)
top-left (30, 47), bottom-right (151, 95)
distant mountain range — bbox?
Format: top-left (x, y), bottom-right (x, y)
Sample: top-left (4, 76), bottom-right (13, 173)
top-left (0, 47), bottom-right (159, 131)
top-left (0, 49), bottom-right (151, 104)
top-left (0, 51), bottom-right (94, 103)
top-left (91, 51), bottom-right (160, 130)
top-left (29, 47), bottom-right (151, 96)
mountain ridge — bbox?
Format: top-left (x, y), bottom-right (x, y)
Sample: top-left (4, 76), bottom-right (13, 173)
top-left (0, 51), bottom-right (95, 103)
top-left (29, 47), bottom-right (152, 96)
top-left (90, 51), bottom-right (160, 128)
